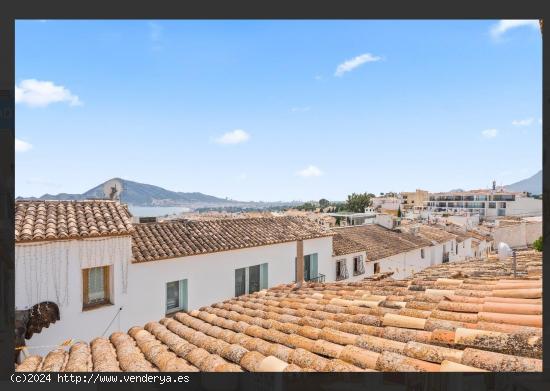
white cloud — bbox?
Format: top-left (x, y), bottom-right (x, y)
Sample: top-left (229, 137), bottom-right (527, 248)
top-left (15, 138), bottom-right (33, 152)
top-left (291, 106), bottom-right (311, 112)
top-left (335, 53), bottom-right (381, 77)
top-left (296, 165), bottom-right (323, 178)
top-left (15, 79), bottom-right (82, 108)
top-left (214, 129), bottom-right (250, 145)
top-left (481, 129), bottom-right (498, 139)
top-left (512, 118), bottom-right (534, 126)
top-left (490, 20), bottom-right (539, 39)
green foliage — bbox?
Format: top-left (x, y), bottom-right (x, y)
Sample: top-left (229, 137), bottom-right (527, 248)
top-left (319, 198), bottom-right (330, 208)
top-left (397, 206), bottom-right (402, 218)
top-left (533, 236), bottom-right (543, 252)
top-left (345, 192), bottom-right (373, 213)
top-left (296, 202), bottom-right (317, 211)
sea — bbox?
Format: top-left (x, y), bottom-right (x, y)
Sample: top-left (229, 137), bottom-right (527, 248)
top-left (128, 205), bottom-right (191, 217)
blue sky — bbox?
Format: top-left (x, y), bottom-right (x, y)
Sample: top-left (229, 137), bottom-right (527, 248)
top-left (15, 20), bottom-right (542, 201)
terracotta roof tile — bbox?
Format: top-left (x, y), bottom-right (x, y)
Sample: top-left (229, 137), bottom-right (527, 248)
top-left (332, 224), bottom-right (432, 258)
top-left (19, 250), bottom-right (542, 372)
top-left (15, 200), bottom-right (134, 242)
top-left (131, 217), bottom-right (333, 263)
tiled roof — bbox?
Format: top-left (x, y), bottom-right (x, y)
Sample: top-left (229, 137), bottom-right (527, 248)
top-left (15, 200), bottom-right (134, 242)
top-left (131, 217), bottom-right (333, 263)
top-left (415, 226), bottom-right (458, 244)
top-left (412, 250), bottom-right (542, 280)
top-left (17, 251), bottom-right (542, 372)
top-left (332, 225), bottom-right (432, 259)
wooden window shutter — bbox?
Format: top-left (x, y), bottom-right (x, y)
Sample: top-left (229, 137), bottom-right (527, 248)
top-left (103, 266), bottom-right (110, 303)
top-left (82, 269), bottom-right (89, 306)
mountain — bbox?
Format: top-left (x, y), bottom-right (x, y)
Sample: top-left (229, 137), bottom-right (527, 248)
top-left (18, 178), bottom-right (302, 209)
top-left (19, 178), bottom-right (243, 207)
top-left (505, 170), bottom-right (542, 195)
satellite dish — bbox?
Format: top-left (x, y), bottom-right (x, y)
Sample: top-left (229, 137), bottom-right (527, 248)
top-left (103, 179), bottom-right (123, 201)
top-left (497, 242), bottom-right (512, 260)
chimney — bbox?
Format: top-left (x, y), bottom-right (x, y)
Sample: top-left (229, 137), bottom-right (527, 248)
top-left (295, 240), bottom-right (304, 288)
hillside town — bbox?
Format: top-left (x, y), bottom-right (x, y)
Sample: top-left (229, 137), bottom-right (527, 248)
top-left (14, 181), bottom-right (542, 372)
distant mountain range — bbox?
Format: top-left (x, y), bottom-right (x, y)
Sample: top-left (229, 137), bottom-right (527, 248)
top-left (17, 178), bottom-right (301, 208)
top-left (505, 170), bottom-right (542, 195)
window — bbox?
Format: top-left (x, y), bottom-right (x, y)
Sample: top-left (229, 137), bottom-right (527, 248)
top-left (353, 255), bottom-right (365, 276)
top-left (82, 266), bottom-right (110, 309)
top-left (235, 263), bottom-right (268, 296)
top-left (421, 249), bottom-right (425, 259)
top-left (374, 262), bottom-right (380, 274)
top-left (336, 259), bottom-right (349, 281)
top-left (295, 253), bottom-right (318, 282)
top-left (166, 279), bottom-right (188, 314)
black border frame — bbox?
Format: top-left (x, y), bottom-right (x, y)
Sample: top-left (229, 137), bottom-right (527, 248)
top-left (0, 1), bottom-right (547, 389)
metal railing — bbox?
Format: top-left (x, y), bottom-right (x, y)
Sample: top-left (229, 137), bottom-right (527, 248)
top-left (307, 273), bottom-right (326, 283)
top-left (336, 267), bottom-right (349, 281)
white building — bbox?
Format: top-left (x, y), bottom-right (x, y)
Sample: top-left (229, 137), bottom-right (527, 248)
top-left (15, 200), bottom-right (332, 357)
top-left (491, 216), bottom-right (542, 249)
top-left (425, 189), bottom-right (542, 219)
top-left (331, 223), bottom-right (467, 281)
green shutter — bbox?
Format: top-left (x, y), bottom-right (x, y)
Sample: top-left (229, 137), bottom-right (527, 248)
top-left (180, 279), bottom-right (188, 312)
top-left (310, 253), bottom-right (318, 280)
top-left (260, 263), bottom-right (268, 289)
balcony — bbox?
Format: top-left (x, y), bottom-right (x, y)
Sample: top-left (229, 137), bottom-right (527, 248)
top-left (306, 273), bottom-right (326, 283)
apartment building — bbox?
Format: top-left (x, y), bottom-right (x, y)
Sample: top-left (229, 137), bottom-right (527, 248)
top-left (424, 189), bottom-right (542, 219)
top-left (400, 189), bottom-right (429, 210)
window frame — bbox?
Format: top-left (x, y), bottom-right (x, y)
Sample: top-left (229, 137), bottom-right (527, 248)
top-left (165, 279), bottom-right (188, 315)
top-left (336, 259), bottom-right (349, 281)
top-left (352, 255), bottom-right (365, 276)
top-left (82, 266), bottom-right (111, 310)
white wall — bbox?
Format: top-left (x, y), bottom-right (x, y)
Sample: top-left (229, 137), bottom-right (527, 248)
top-left (493, 221), bottom-right (542, 248)
top-left (19, 236), bottom-right (332, 356)
top-left (16, 237), bottom-right (132, 357)
top-left (126, 237), bottom-right (332, 331)
top-left (506, 197), bottom-right (542, 217)
top-left (331, 251), bottom-right (368, 282)
top-left (332, 246), bottom-right (434, 281)
top-left (455, 238), bottom-right (473, 260)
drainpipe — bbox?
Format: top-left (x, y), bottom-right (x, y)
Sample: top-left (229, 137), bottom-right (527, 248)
top-left (296, 240), bottom-right (304, 288)
top-left (512, 249), bottom-right (517, 278)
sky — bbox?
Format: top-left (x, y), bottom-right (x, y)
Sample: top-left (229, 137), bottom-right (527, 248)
top-left (15, 20), bottom-right (542, 202)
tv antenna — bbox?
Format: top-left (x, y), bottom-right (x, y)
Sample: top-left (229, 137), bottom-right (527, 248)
top-left (102, 179), bottom-right (123, 201)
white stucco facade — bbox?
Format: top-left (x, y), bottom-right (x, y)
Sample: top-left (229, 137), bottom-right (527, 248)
top-left (331, 237), bottom-right (470, 282)
top-left (493, 221), bottom-right (542, 249)
top-left (16, 236), bottom-right (132, 357)
top-left (17, 235), bottom-right (333, 356)
top-left (126, 237), bottom-right (333, 328)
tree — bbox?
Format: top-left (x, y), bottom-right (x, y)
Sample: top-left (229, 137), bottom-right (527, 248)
top-left (533, 236), bottom-right (543, 252)
top-left (319, 198), bottom-right (330, 208)
top-left (345, 192), bottom-right (373, 213)
top-left (397, 206), bottom-right (402, 218)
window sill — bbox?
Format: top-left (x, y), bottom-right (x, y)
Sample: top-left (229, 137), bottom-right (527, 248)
top-left (82, 302), bottom-right (113, 312)
top-left (165, 310), bottom-right (184, 318)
